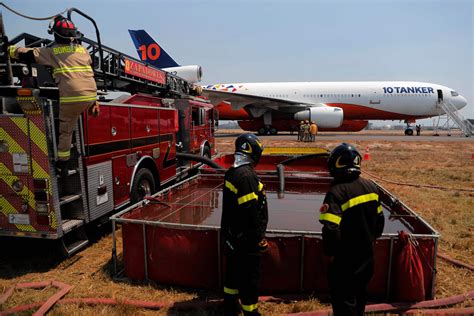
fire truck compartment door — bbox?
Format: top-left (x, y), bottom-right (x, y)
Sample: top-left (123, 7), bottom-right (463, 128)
top-left (87, 161), bottom-right (114, 221)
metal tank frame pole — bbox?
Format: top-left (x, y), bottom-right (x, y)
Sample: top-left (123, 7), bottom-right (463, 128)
top-left (112, 218), bottom-right (117, 276)
top-left (386, 237), bottom-right (394, 301)
top-left (142, 224), bottom-right (149, 282)
top-left (299, 235), bottom-right (305, 292)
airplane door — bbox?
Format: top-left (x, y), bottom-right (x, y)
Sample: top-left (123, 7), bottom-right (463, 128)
top-left (437, 89), bottom-right (443, 102)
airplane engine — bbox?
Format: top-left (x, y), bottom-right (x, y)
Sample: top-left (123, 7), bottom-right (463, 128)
top-left (294, 106), bottom-right (344, 128)
top-left (164, 65), bottom-right (202, 83)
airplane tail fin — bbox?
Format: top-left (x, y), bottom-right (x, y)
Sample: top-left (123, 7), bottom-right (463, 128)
top-left (128, 29), bottom-right (179, 68)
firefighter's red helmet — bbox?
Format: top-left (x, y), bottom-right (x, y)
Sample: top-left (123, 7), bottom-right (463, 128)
top-left (48, 15), bottom-right (79, 40)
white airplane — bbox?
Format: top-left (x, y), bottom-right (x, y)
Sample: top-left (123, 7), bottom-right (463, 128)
top-left (202, 81), bottom-right (467, 135)
top-left (128, 31), bottom-right (468, 135)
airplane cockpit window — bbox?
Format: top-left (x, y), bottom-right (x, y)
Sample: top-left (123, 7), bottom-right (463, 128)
top-left (451, 91), bottom-right (459, 97)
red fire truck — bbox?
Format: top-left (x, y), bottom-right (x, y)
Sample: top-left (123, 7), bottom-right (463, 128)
top-left (0, 10), bottom-right (216, 255)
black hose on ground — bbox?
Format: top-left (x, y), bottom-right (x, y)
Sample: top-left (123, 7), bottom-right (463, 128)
top-left (176, 152), bottom-right (224, 170)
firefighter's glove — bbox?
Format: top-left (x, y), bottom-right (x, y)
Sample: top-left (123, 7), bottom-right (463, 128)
top-left (257, 239), bottom-right (269, 253)
top-left (8, 45), bottom-right (17, 59)
top-left (89, 101), bottom-right (100, 117)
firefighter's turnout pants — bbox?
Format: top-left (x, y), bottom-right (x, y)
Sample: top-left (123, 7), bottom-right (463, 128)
top-left (58, 101), bottom-right (94, 161)
top-left (224, 251), bottom-right (262, 316)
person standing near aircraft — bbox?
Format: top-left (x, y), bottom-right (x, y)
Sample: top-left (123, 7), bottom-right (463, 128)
top-left (303, 120), bottom-right (311, 142)
top-left (298, 121), bottom-right (304, 141)
top-left (9, 15), bottom-right (98, 177)
top-left (319, 143), bottom-right (385, 316)
top-left (310, 121), bottom-right (318, 142)
top-left (416, 124), bottom-right (421, 136)
top-left (221, 133), bottom-right (268, 316)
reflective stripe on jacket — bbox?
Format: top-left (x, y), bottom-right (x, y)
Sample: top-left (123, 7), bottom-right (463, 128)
top-left (12, 44), bottom-right (97, 103)
top-left (319, 176), bottom-right (385, 269)
top-left (221, 164), bottom-right (268, 251)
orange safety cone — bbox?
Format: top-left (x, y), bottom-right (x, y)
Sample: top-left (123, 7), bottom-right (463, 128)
top-left (363, 146), bottom-right (371, 161)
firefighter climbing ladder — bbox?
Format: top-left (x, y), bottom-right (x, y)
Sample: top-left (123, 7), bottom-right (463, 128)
top-left (0, 8), bottom-right (198, 256)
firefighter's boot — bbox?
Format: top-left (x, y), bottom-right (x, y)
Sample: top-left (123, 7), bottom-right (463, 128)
top-left (223, 293), bottom-right (241, 316)
top-left (55, 159), bottom-right (70, 178)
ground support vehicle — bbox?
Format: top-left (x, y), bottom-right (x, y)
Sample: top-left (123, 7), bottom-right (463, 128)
top-left (111, 149), bottom-right (439, 302)
top-left (0, 10), bottom-right (215, 255)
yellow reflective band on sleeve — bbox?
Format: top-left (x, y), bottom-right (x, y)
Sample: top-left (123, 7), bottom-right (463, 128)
top-left (377, 205), bottom-right (382, 214)
top-left (59, 94), bottom-right (97, 103)
top-left (258, 182), bottom-right (264, 191)
top-left (242, 303), bottom-right (258, 312)
top-left (224, 287), bottom-right (239, 295)
top-left (9, 45), bottom-right (16, 58)
top-left (52, 45), bottom-right (86, 55)
top-left (237, 192), bottom-right (258, 205)
top-left (57, 150), bottom-right (70, 158)
top-left (52, 65), bottom-right (93, 76)
top-left (340, 193), bottom-right (379, 212)
top-left (225, 180), bottom-right (238, 194)
top-left (319, 213), bottom-right (342, 225)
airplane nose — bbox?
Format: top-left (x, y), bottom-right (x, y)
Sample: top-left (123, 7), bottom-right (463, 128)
top-left (455, 95), bottom-right (468, 110)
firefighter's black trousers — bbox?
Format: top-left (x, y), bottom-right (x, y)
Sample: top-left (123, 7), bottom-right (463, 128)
top-left (328, 259), bottom-right (374, 316)
top-left (224, 251), bottom-right (262, 315)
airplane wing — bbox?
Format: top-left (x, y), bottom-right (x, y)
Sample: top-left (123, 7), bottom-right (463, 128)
top-left (202, 87), bottom-right (344, 128)
top-left (202, 88), bottom-right (318, 112)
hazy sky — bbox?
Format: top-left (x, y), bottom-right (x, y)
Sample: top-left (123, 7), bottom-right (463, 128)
top-left (3, 0), bottom-right (473, 124)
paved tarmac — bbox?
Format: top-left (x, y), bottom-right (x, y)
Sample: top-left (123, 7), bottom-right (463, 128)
top-left (216, 132), bottom-right (474, 142)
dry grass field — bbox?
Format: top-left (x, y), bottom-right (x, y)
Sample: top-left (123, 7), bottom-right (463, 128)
top-left (1, 131), bottom-right (473, 315)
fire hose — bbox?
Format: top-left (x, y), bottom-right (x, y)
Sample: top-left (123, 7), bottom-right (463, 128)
top-left (1, 281), bottom-right (472, 316)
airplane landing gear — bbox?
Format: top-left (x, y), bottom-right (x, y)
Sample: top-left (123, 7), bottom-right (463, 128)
top-left (404, 120), bottom-right (414, 136)
top-left (257, 126), bottom-right (278, 135)
top-left (257, 127), bottom-right (267, 135)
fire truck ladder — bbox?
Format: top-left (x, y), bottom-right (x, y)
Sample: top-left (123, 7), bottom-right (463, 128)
top-left (45, 100), bottom-right (89, 256)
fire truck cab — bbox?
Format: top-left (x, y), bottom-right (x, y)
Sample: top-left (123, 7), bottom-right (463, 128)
top-left (0, 12), bottom-right (216, 255)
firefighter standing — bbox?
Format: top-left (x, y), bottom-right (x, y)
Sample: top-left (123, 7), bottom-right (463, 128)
top-left (9, 15), bottom-right (98, 176)
top-left (310, 121), bottom-right (318, 142)
top-left (319, 143), bottom-right (385, 316)
top-left (298, 120), bottom-right (304, 141)
top-left (303, 120), bottom-right (310, 142)
top-left (221, 133), bottom-right (269, 316)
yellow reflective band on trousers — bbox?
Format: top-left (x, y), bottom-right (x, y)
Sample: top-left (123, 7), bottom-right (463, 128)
top-left (238, 192), bottom-right (258, 205)
top-left (242, 303), bottom-right (258, 312)
top-left (57, 150), bottom-right (70, 158)
top-left (225, 180), bottom-right (238, 194)
top-left (59, 94), bottom-right (97, 104)
top-left (224, 287), bottom-right (239, 295)
top-left (319, 212), bottom-right (342, 225)
top-left (52, 65), bottom-right (93, 76)
top-left (377, 205), bottom-right (382, 214)
top-left (340, 193), bottom-right (379, 212)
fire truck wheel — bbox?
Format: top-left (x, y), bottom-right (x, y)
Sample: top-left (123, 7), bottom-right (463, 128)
top-left (257, 127), bottom-right (267, 135)
top-left (131, 168), bottom-right (156, 203)
top-left (203, 145), bottom-right (211, 159)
